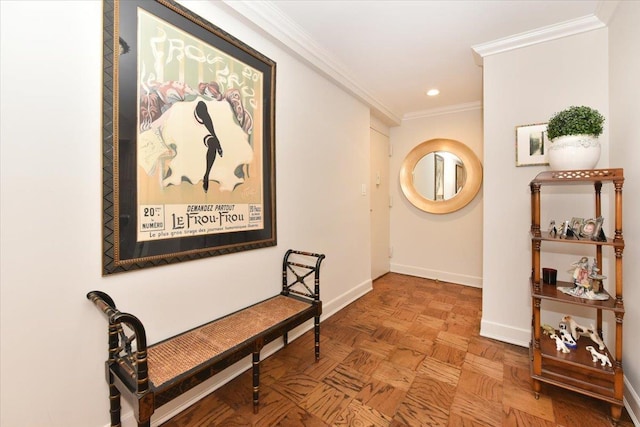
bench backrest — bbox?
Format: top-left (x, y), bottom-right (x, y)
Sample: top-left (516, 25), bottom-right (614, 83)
top-left (86, 290), bottom-right (150, 394)
top-left (281, 249), bottom-right (325, 302)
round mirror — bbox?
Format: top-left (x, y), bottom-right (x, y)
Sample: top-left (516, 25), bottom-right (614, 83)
top-left (400, 138), bottom-right (482, 214)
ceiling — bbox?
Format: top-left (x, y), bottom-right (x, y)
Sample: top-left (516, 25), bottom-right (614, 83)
top-left (224, 1), bottom-right (612, 124)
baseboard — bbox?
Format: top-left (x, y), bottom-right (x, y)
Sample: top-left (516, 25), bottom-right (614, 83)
top-left (321, 278), bottom-right (373, 318)
top-left (108, 278), bottom-right (374, 427)
top-left (624, 376), bottom-right (640, 426)
top-left (390, 263), bottom-right (483, 288)
top-left (479, 318), bottom-right (530, 348)
top-left (481, 319), bottom-right (640, 424)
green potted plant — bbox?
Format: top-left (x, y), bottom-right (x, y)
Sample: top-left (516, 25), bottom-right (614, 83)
top-left (547, 105), bottom-right (604, 140)
top-left (546, 105), bottom-right (605, 170)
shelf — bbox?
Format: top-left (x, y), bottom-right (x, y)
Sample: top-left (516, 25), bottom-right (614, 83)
top-left (530, 168), bottom-right (624, 185)
top-left (531, 281), bottom-right (624, 313)
top-left (533, 329), bottom-right (621, 404)
top-left (539, 327), bottom-right (617, 369)
top-left (529, 168), bottom-right (624, 421)
top-left (531, 233), bottom-right (624, 249)
top-left (529, 343), bottom-right (622, 406)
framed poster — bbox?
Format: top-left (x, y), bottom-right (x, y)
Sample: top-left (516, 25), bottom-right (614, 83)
top-left (102, 0), bottom-right (276, 274)
top-left (515, 123), bottom-right (548, 167)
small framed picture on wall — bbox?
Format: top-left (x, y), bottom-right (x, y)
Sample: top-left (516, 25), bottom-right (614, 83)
top-left (515, 123), bottom-right (549, 167)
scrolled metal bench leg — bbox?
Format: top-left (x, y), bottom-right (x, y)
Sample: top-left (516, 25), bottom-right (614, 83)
top-left (252, 350), bottom-right (260, 414)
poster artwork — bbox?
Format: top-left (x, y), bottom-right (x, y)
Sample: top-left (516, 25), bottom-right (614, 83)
top-left (135, 10), bottom-right (264, 242)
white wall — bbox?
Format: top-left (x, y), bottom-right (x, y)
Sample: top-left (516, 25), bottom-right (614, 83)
top-left (482, 22), bottom-right (640, 420)
top-left (389, 108), bottom-right (483, 287)
top-left (481, 28), bottom-right (609, 345)
top-left (0, 2), bottom-right (372, 426)
top-left (609, 1), bottom-right (640, 421)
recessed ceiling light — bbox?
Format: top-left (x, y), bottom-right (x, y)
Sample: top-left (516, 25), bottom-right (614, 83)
top-left (426, 89), bottom-right (440, 96)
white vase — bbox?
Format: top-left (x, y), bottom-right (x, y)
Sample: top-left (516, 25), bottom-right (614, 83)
top-left (548, 134), bottom-right (601, 170)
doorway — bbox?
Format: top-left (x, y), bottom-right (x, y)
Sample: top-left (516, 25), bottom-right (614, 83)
top-left (370, 126), bottom-right (390, 279)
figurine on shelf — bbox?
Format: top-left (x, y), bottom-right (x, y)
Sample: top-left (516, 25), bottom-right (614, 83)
top-left (586, 346), bottom-right (612, 367)
top-left (561, 315), bottom-right (606, 350)
top-left (548, 220), bottom-right (557, 237)
top-left (542, 324), bottom-right (555, 336)
top-left (558, 320), bottom-right (577, 349)
top-left (558, 257), bottom-right (610, 301)
top-left (570, 256), bottom-right (591, 289)
top-left (585, 325), bottom-right (606, 351)
top-left (559, 329), bottom-right (577, 349)
top-left (588, 258), bottom-right (607, 293)
top-left (562, 315), bottom-right (586, 340)
top-left (550, 333), bottom-right (570, 353)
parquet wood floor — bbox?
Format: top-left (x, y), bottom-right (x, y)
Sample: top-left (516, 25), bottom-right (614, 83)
top-left (161, 273), bottom-right (635, 426)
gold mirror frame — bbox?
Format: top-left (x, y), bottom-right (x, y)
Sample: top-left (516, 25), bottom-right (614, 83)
top-left (400, 138), bottom-right (483, 214)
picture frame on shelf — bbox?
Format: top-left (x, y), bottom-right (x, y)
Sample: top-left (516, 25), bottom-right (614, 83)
top-left (570, 217), bottom-right (584, 236)
top-left (101, 0), bottom-right (277, 275)
top-left (580, 218), bottom-right (598, 238)
top-left (581, 216), bottom-right (604, 240)
top-left (515, 123), bottom-right (548, 167)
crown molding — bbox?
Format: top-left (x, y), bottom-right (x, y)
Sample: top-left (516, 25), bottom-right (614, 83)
top-left (403, 101), bottom-right (483, 121)
top-left (472, 14), bottom-right (605, 65)
top-left (221, 0), bottom-right (402, 125)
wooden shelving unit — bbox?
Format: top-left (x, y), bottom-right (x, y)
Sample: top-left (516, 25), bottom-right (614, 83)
top-left (529, 169), bottom-right (625, 423)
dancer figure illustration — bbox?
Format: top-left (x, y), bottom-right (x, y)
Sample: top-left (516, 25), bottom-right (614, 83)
top-left (194, 100), bottom-right (223, 192)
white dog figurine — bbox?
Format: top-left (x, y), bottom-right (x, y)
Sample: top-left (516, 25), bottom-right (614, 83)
top-left (562, 315), bottom-right (606, 350)
top-left (586, 345), bottom-right (612, 367)
top-left (550, 333), bottom-right (570, 353)
top-left (559, 329), bottom-right (577, 349)
top-left (562, 315), bottom-right (586, 340)
top-left (584, 324), bottom-right (606, 350)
